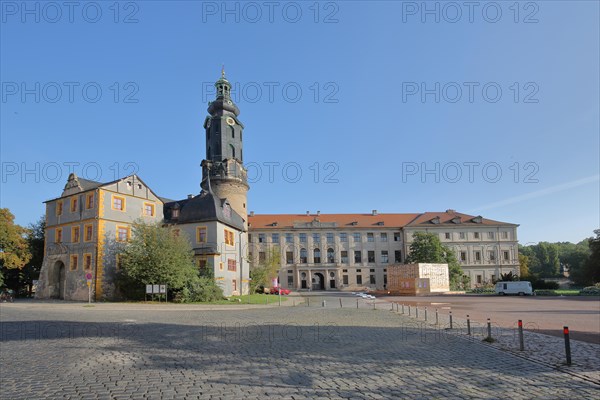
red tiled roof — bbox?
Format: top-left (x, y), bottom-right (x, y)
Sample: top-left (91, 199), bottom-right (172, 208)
top-left (248, 211), bottom-right (516, 229)
top-left (248, 213), bottom-right (420, 229)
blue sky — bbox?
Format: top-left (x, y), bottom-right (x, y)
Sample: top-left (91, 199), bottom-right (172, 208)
top-left (1, 0), bottom-right (598, 244)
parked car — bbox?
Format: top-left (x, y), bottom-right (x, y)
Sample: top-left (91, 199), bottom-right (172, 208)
top-left (495, 281), bottom-right (533, 296)
top-left (269, 287), bottom-right (291, 295)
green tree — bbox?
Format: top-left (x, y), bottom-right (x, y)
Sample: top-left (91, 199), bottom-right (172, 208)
top-left (117, 221), bottom-right (198, 299)
top-left (21, 217), bottom-right (45, 296)
top-left (0, 209), bottom-right (32, 293)
top-left (406, 232), bottom-right (467, 290)
top-left (518, 253), bottom-right (530, 278)
top-left (0, 208), bottom-right (31, 271)
top-left (249, 246), bottom-right (281, 293)
top-left (570, 230), bottom-right (600, 286)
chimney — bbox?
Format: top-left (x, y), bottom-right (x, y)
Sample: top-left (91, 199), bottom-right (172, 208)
top-left (187, 194), bottom-right (193, 199)
top-left (306, 211), bottom-right (310, 216)
top-left (372, 209), bottom-right (378, 216)
top-left (446, 209), bottom-right (455, 214)
top-left (317, 210), bottom-right (320, 216)
top-left (250, 211), bottom-right (255, 217)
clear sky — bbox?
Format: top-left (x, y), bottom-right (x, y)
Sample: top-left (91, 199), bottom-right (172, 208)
top-left (1, 0), bottom-right (598, 244)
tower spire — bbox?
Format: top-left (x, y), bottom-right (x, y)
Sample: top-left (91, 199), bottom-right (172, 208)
top-left (221, 65), bottom-right (225, 78)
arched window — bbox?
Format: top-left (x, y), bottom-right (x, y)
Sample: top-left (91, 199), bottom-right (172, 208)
top-left (327, 248), bottom-right (334, 263)
top-left (230, 126), bottom-right (235, 139)
top-left (314, 248), bottom-right (321, 264)
top-left (300, 248), bottom-right (307, 264)
top-left (229, 144), bottom-right (235, 159)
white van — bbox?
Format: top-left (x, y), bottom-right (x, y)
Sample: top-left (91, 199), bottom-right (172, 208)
top-left (495, 281), bottom-right (533, 296)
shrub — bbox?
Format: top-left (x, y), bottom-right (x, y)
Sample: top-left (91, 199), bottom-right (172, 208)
top-left (174, 276), bottom-right (225, 303)
top-left (580, 286), bottom-right (600, 296)
top-left (530, 279), bottom-right (559, 290)
top-left (534, 289), bottom-right (557, 296)
top-left (469, 287), bottom-right (496, 294)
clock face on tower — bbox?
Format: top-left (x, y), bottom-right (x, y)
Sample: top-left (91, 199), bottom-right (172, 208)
top-left (226, 117), bottom-right (235, 126)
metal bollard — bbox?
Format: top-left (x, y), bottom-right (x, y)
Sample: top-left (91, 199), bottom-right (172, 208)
top-left (339, 298), bottom-right (343, 308)
top-left (408, 305), bottom-right (411, 316)
top-left (322, 300), bottom-right (326, 308)
top-left (402, 304), bottom-right (404, 314)
top-left (487, 318), bottom-right (492, 340)
top-left (391, 302), bottom-right (394, 311)
top-left (265, 295), bottom-right (268, 304)
top-left (518, 320), bottom-right (524, 351)
top-left (564, 326), bottom-right (572, 366)
top-left (435, 309), bottom-right (439, 325)
top-left (449, 311), bottom-right (453, 329)
top-left (467, 315), bottom-right (471, 335)
top-left (425, 307), bottom-right (428, 322)
top-left (293, 300), bottom-right (296, 307)
top-left (373, 301), bottom-right (376, 310)
top-left (416, 307), bottom-right (419, 319)
top-left (307, 297), bottom-right (310, 307)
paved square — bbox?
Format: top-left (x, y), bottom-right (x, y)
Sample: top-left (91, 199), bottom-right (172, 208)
top-left (1, 300), bottom-right (598, 399)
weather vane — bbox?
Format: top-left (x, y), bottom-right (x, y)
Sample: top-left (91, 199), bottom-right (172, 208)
top-left (221, 64), bottom-right (225, 78)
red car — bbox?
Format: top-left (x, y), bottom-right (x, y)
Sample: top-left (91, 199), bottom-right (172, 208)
top-left (269, 287), bottom-right (291, 295)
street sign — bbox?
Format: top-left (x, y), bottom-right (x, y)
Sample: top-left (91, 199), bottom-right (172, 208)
top-left (85, 273), bottom-right (92, 280)
top-left (86, 281), bottom-right (91, 287)
top-left (159, 285), bottom-right (166, 294)
top-left (153, 284), bottom-right (159, 293)
top-left (146, 285), bottom-right (153, 294)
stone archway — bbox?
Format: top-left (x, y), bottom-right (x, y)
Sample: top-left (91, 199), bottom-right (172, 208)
top-left (50, 260), bottom-right (66, 299)
top-left (312, 272), bottom-right (325, 291)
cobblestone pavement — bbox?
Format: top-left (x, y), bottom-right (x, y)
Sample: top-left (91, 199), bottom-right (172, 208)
top-left (1, 300), bottom-right (599, 399)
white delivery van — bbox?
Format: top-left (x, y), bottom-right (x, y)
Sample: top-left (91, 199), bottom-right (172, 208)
top-left (495, 281), bottom-right (533, 296)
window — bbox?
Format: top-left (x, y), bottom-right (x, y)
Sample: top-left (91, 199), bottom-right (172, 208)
top-left (384, 274), bottom-right (388, 286)
top-left (229, 144), bottom-right (235, 158)
top-left (381, 250), bottom-right (389, 264)
top-left (84, 224), bottom-right (93, 242)
top-left (474, 251), bottom-right (481, 261)
top-left (342, 275), bottom-right (349, 285)
top-left (219, 262), bottom-right (224, 271)
top-left (271, 233), bottom-right (280, 243)
top-left (380, 233), bottom-right (388, 242)
top-left (196, 227), bottom-right (207, 243)
top-left (488, 250), bottom-right (496, 261)
top-left (286, 251), bottom-right (294, 264)
top-left (70, 197), bottom-right (78, 212)
top-left (287, 276), bottom-right (294, 286)
top-left (368, 251), bottom-right (375, 263)
top-left (248, 234), bottom-right (253, 242)
top-left (232, 279), bottom-right (237, 292)
top-left (356, 269), bottom-right (362, 272)
top-left (367, 233), bottom-right (374, 242)
top-left (259, 252), bottom-right (266, 262)
top-left (476, 275), bottom-right (482, 284)
top-left (117, 226), bottom-right (131, 242)
top-left (312, 233), bottom-right (320, 242)
top-left (460, 251), bottom-right (467, 261)
top-left (112, 195), bottom-right (125, 211)
top-left (341, 251), bottom-right (348, 264)
top-left (327, 233), bottom-right (334, 243)
top-left (56, 201), bottom-right (63, 216)
top-left (394, 232), bottom-right (401, 242)
top-left (327, 248), bottom-right (334, 263)
top-left (85, 193), bottom-right (94, 209)
top-left (55, 228), bottom-right (62, 243)
top-left (224, 229), bottom-right (235, 246)
top-left (353, 232), bottom-right (361, 242)
top-left (71, 226), bottom-right (80, 243)
top-left (285, 233), bottom-right (293, 243)
top-left (227, 259), bottom-right (236, 271)
top-left (354, 250), bottom-right (362, 263)
top-left (501, 231), bottom-right (508, 239)
top-left (445, 232), bottom-right (451, 239)
top-left (474, 232), bottom-right (480, 239)
top-left (459, 232), bottom-right (466, 239)
top-left (300, 248), bottom-right (307, 263)
top-left (488, 232), bottom-right (495, 239)
top-left (503, 251), bottom-right (510, 261)
top-left (84, 254), bottom-right (92, 270)
top-left (340, 233), bottom-right (348, 242)
top-left (356, 275), bottom-right (363, 285)
top-left (314, 248), bottom-right (321, 264)
top-left (394, 250), bottom-right (402, 263)
top-left (198, 257), bottom-right (207, 270)
top-left (69, 254), bottom-right (78, 271)
top-left (370, 268), bottom-right (375, 272)
top-left (370, 275), bottom-right (376, 284)
top-left (143, 202), bottom-right (155, 217)
top-left (258, 234), bottom-right (266, 243)
top-left (299, 233), bottom-right (307, 243)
